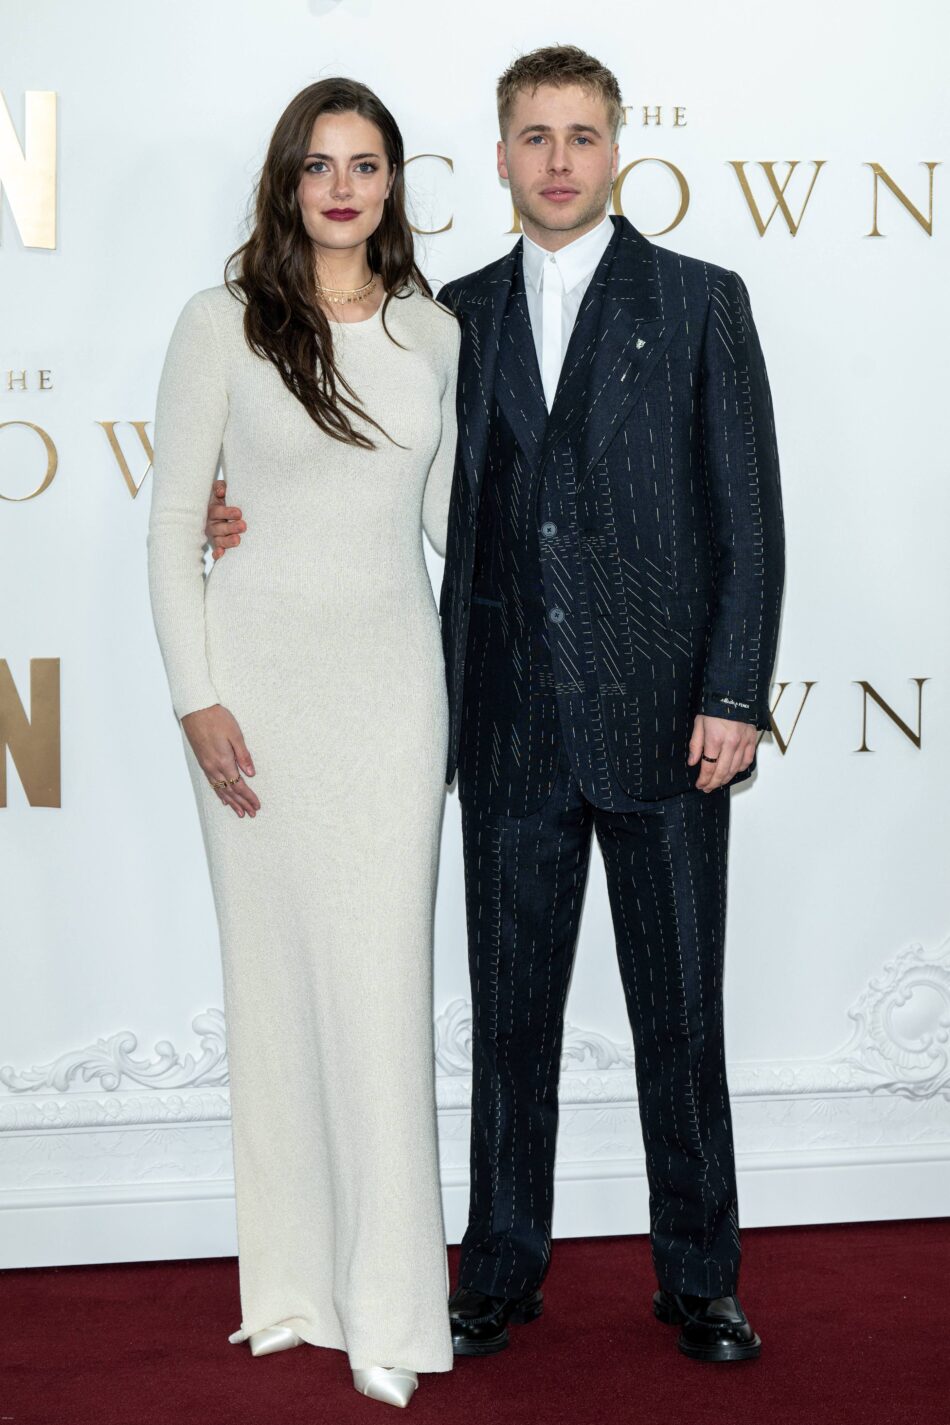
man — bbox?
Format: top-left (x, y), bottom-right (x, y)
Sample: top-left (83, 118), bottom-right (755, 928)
top-left (206, 44), bottom-right (784, 1365)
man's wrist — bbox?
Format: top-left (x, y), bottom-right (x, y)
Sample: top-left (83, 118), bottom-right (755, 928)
top-left (699, 693), bottom-right (764, 728)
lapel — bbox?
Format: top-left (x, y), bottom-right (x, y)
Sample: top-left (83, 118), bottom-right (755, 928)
top-left (453, 248), bottom-right (516, 495)
top-left (492, 247), bottom-right (548, 468)
top-left (543, 215), bottom-right (682, 486)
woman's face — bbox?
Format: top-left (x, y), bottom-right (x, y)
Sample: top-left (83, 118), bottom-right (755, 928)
top-left (296, 110), bottom-right (393, 261)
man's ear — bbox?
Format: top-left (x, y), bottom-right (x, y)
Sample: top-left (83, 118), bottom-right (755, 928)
top-left (497, 139), bottom-right (509, 182)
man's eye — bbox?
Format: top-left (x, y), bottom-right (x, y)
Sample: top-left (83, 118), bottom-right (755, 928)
top-left (574, 137), bottom-right (591, 145)
top-left (527, 135), bottom-right (545, 145)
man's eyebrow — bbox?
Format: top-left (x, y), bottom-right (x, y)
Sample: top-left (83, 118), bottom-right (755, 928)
top-left (514, 122), bottom-right (602, 139)
top-left (303, 151), bottom-right (382, 161)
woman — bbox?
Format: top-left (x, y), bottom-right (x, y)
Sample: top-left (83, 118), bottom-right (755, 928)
top-left (146, 78), bottom-right (459, 1408)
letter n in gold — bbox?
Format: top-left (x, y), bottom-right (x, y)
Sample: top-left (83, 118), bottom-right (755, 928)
top-left (855, 678), bottom-right (928, 753)
top-left (0, 658), bottom-right (61, 806)
top-left (0, 91), bottom-right (57, 249)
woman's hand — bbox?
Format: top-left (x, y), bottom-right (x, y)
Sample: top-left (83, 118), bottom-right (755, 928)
top-left (181, 705), bottom-right (260, 817)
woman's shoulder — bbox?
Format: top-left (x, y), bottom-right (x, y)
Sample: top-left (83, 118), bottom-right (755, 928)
top-left (163, 284), bottom-right (248, 375)
top-left (168, 283), bottom-right (243, 342)
top-left (391, 283), bottom-right (459, 349)
top-left (177, 282), bottom-right (246, 331)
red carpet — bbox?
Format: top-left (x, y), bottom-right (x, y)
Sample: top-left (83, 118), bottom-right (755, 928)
top-left (2, 1221), bottom-right (947, 1425)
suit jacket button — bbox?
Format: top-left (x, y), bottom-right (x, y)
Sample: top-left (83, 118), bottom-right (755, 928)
top-left (548, 606), bottom-right (566, 625)
top-left (541, 521), bottom-right (557, 538)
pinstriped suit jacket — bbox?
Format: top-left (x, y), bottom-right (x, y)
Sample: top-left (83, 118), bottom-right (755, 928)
top-left (436, 215), bottom-right (785, 806)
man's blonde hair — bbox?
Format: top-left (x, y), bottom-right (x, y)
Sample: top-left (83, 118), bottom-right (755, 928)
top-left (496, 44), bottom-right (623, 142)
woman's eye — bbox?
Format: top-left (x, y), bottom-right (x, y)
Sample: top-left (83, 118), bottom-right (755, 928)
top-left (355, 162), bottom-right (378, 174)
top-left (305, 161), bottom-right (327, 174)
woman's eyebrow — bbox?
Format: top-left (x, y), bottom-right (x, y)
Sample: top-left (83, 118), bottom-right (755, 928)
top-left (303, 151), bottom-right (382, 161)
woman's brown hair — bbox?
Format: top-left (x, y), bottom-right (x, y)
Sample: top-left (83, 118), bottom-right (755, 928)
top-left (226, 78), bottom-right (431, 450)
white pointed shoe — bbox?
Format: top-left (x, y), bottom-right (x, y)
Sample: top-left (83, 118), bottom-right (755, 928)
top-left (352, 1366), bottom-right (419, 1408)
top-left (246, 1325), bottom-right (303, 1357)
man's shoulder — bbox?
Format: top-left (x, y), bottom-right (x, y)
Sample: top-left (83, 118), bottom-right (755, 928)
top-left (434, 246), bottom-right (517, 313)
top-left (641, 231), bottom-right (743, 303)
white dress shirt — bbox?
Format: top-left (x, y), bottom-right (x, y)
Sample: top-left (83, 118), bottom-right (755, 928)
top-left (521, 214), bottom-right (614, 411)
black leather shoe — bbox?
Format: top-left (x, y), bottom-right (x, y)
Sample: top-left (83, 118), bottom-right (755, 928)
top-left (653, 1289), bottom-right (761, 1362)
top-left (449, 1286), bottom-right (544, 1356)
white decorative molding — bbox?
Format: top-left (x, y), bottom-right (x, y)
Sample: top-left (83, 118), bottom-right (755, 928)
top-left (1, 939), bottom-right (948, 1137)
top-left (0, 1010), bottom-right (229, 1095)
top-left (838, 939), bottom-right (950, 1099)
top-left (0, 1091), bottom-right (233, 1133)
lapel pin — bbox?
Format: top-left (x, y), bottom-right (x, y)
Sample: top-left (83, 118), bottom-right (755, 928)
top-left (636, 337), bottom-right (646, 349)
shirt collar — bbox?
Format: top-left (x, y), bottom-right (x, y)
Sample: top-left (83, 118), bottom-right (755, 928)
top-left (522, 213), bottom-right (614, 296)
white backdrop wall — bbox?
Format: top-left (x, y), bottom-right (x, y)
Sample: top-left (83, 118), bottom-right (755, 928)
top-left (1, 0), bottom-right (948, 1268)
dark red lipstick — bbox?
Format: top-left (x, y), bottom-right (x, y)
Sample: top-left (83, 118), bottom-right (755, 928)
top-left (324, 208), bottom-right (359, 221)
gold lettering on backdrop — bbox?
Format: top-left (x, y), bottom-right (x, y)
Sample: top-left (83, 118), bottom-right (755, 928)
top-left (855, 678), bottom-right (928, 752)
top-left (0, 91), bottom-right (57, 249)
top-left (765, 681), bottom-right (817, 754)
top-left (507, 201), bottom-right (523, 236)
top-left (404, 153), bottom-right (454, 234)
top-left (0, 659), bottom-right (61, 808)
top-left (865, 161), bottom-right (940, 237)
top-left (4, 369), bottom-right (52, 391)
top-left (619, 106), bottom-right (686, 128)
top-left (730, 160), bottom-right (826, 236)
top-left (0, 421), bottom-right (58, 501)
top-left (612, 158), bottom-right (690, 235)
top-left (96, 421), bottom-right (153, 497)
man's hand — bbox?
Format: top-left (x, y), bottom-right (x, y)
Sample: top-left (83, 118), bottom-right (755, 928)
top-left (206, 479), bottom-right (245, 561)
top-left (688, 714), bottom-right (758, 792)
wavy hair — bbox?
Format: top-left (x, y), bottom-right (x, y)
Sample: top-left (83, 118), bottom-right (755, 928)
top-left (226, 78), bottom-right (431, 450)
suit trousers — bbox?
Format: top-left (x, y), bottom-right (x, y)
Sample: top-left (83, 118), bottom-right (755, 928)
top-left (457, 745), bottom-right (741, 1302)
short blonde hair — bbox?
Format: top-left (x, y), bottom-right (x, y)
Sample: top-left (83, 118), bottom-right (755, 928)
top-left (496, 44), bottom-right (623, 142)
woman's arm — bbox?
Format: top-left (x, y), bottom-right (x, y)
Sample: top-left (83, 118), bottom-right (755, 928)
top-left (421, 316), bottom-right (461, 558)
top-left (146, 291), bottom-right (228, 720)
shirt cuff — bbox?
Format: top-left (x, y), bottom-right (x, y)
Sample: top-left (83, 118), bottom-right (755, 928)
top-left (700, 691), bottom-right (765, 728)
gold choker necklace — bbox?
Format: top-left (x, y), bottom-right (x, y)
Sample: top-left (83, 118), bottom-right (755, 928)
top-left (314, 274), bottom-right (377, 305)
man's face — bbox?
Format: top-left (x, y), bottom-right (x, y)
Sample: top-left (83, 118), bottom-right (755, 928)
top-left (497, 82), bottom-right (619, 249)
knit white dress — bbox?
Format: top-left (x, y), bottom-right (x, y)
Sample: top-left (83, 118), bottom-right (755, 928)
top-left (146, 282), bottom-right (459, 1373)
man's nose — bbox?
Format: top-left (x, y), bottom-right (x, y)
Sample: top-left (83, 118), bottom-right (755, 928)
top-left (547, 142), bottom-right (572, 173)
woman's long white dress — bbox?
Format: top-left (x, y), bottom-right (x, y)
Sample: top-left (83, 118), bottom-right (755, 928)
top-left (146, 283), bottom-right (459, 1372)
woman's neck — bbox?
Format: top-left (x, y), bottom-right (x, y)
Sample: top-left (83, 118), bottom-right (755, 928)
top-left (313, 243), bottom-right (373, 293)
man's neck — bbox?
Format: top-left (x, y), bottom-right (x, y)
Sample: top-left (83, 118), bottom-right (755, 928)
top-left (521, 210), bottom-right (610, 254)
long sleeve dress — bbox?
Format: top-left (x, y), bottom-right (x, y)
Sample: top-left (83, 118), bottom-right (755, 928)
top-left (146, 281), bottom-right (459, 1373)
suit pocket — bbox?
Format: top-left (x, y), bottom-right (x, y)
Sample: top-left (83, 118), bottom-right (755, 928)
top-left (471, 594), bottom-right (503, 609)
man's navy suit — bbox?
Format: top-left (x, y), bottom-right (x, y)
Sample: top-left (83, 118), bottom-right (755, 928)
top-left (436, 215), bottom-right (784, 1299)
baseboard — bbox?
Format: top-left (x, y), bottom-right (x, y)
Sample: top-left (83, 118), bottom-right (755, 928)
top-left (2, 1145), bottom-right (947, 1269)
